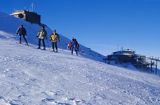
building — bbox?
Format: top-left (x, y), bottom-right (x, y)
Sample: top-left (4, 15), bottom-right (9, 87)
top-left (105, 49), bottom-right (151, 70)
top-left (107, 49), bottom-right (136, 63)
top-left (11, 10), bottom-right (41, 24)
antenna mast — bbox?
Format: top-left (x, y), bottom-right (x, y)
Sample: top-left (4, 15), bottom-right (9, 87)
top-left (31, 2), bottom-right (35, 12)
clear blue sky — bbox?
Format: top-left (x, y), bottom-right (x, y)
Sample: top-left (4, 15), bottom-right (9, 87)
top-left (0, 0), bottom-right (160, 57)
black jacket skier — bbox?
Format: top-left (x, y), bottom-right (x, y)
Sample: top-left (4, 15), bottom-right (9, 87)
top-left (16, 25), bottom-right (28, 45)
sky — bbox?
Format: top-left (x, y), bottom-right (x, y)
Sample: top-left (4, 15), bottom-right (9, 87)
top-left (0, 0), bottom-right (160, 58)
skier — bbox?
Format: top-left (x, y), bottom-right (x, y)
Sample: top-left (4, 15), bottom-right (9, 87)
top-left (50, 30), bottom-right (60, 52)
top-left (37, 26), bottom-right (47, 50)
top-left (16, 25), bottom-right (28, 45)
top-left (70, 38), bottom-right (79, 55)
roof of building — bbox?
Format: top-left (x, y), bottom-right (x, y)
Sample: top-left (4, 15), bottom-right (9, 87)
top-left (11, 10), bottom-right (40, 16)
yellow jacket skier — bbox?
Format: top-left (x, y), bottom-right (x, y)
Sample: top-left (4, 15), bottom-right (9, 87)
top-left (50, 30), bottom-right (60, 52)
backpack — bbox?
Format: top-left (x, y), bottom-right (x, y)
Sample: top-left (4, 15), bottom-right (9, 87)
top-left (68, 42), bottom-right (72, 48)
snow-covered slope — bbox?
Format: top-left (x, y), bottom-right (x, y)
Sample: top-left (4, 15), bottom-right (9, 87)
top-left (0, 12), bottom-right (104, 62)
top-left (0, 32), bottom-right (160, 105)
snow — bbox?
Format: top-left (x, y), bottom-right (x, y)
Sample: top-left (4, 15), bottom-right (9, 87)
top-left (0, 12), bottom-right (160, 105)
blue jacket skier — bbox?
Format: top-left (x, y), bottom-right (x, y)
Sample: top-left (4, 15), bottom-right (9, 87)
top-left (70, 38), bottom-right (79, 55)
